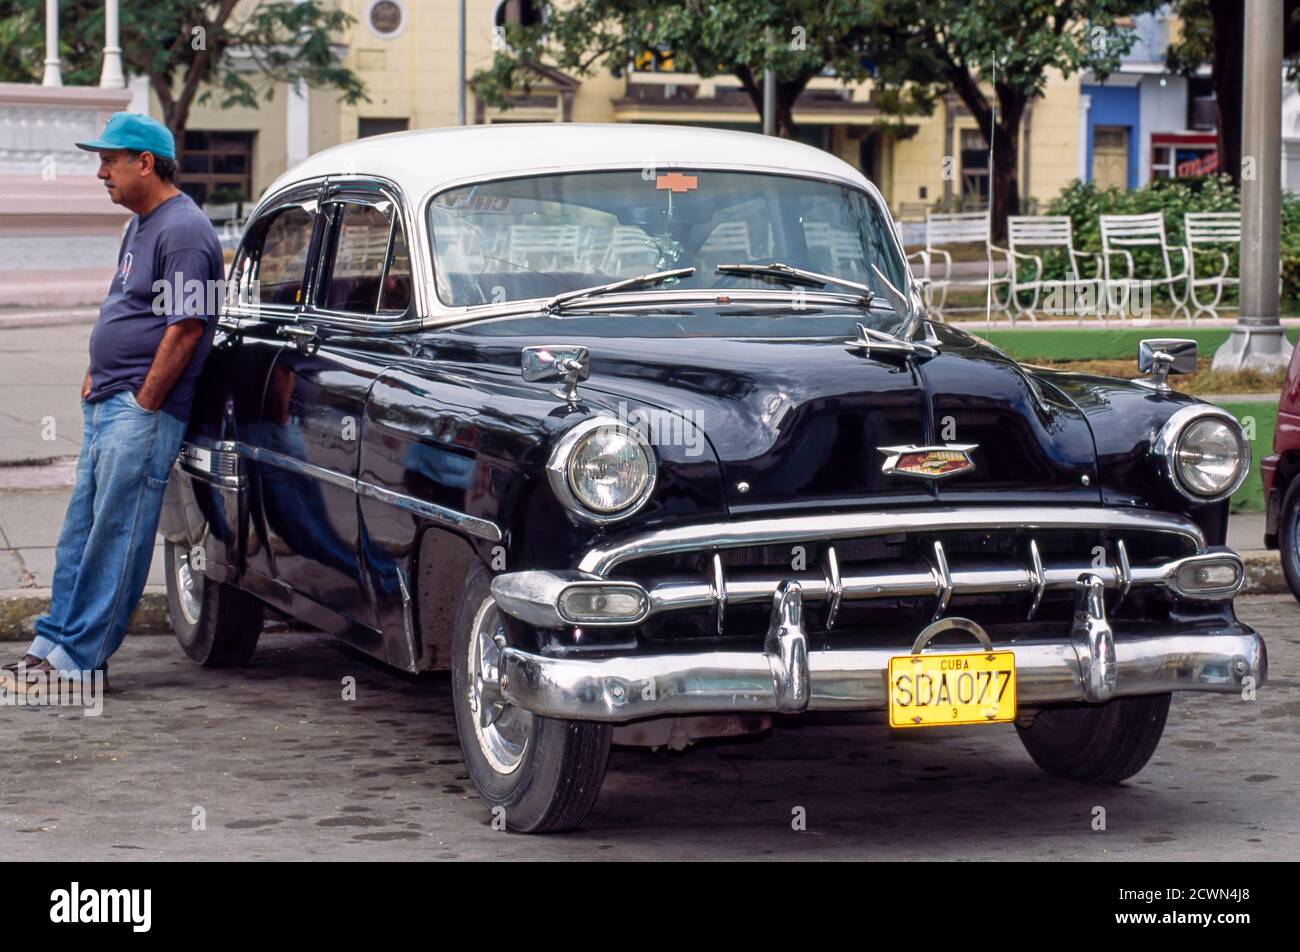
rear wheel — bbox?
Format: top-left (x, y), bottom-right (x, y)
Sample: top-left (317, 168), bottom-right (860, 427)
top-left (1016, 693), bottom-right (1171, 784)
top-left (451, 563), bottom-right (611, 833)
top-left (165, 540), bottom-right (264, 667)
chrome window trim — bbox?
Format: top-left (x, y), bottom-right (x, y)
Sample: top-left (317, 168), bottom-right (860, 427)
top-left (310, 180), bottom-right (419, 328)
top-left (226, 179), bottom-right (331, 322)
top-left (1152, 404), bottom-right (1251, 504)
top-left (220, 441), bottom-right (501, 543)
top-left (576, 506), bottom-right (1207, 576)
top-left (418, 164), bottom-right (911, 327)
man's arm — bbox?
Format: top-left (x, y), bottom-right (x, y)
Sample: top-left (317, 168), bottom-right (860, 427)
top-left (134, 320), bottom-right (205, 412)
top-left (82, 369), bottom-right (92, 400)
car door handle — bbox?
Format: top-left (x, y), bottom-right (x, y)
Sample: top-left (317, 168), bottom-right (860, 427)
top-left (278, 323), bottom-right (320, 355)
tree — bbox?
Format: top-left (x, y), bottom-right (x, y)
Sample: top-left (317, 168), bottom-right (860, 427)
top-left (0, 1), bottom-right (365, 161)
top-left (1166, 0), bottom-right (1300, 187)
top-left (861, 0), bottom-right (1158, 238)
top-left (472, 0), bottom-right (928, 141)
top-left (475, 0), bottom-right (1154, 240)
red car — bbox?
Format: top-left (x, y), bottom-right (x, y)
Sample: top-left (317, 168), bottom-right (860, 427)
top-left (1262, 345), bottom-right (1300, 594)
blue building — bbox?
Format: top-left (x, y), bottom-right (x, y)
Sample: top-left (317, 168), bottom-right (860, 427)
top-left (1080, 7), bottom-right (1217, 189)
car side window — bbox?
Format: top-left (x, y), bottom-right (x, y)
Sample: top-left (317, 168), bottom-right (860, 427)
top-left (230, 203), bottom-right (318, 310)
top-left (319, 200), bottom-right (412, 316)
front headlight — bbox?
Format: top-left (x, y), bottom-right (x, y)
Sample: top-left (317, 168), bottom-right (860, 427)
top-left (547, 417), bottom-right (657, 522)
top-left (1156, 407), bottom-right (1250, 502)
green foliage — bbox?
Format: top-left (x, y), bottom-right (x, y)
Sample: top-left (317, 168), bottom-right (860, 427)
top-left (1043, 175), bottom-right (1258, 302)
top-left (473, 0), bottom-right (885, 133)
top-left (0, 1), bottom-right (364, 133)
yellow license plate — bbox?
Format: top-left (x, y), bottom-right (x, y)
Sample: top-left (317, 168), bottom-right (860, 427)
top-left (888, 650), bottom-right (1016, 728)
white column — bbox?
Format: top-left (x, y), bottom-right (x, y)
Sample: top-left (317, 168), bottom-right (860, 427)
top-left (98, 0), bottom-right (126, 88)
top-left (1076, 94), bottom-right (1091, 181)
top-left (286, 0), bottom-right (310, 167)
top-left (42, 0), bottom-right (62, 86)
top-left (287, 81), bottom-right (309, 168)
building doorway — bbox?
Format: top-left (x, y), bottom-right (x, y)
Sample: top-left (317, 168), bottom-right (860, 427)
top-left (1092, 126), bottom-right (1130, 189)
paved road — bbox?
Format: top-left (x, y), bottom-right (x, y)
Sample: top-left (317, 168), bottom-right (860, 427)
top-left (1, 594), bottom-right (1295, 861)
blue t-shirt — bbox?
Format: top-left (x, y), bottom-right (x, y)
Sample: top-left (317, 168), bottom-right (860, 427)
top-left (87, 192), bottom-right (224, 420)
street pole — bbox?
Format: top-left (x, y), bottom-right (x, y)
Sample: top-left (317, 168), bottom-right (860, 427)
top-left (458, 0), bottom-right (467, 126)
top-left (1212, 0), bottom-right (1292, 370)
top-left (763, 28), bottom-right (776, 136)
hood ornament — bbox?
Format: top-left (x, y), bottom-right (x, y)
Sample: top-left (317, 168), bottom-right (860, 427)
top-left (879, 444), bottom-right (978, 480)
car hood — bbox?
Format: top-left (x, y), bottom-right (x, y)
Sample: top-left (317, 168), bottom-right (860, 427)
top-left (440, 311), bottom-right (1102, 516)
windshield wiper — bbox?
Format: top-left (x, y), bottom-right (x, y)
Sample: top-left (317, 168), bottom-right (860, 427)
top-left (544, 267), bottom-right (695, 314)
top-left (714, 262), bottom-right (873, 304)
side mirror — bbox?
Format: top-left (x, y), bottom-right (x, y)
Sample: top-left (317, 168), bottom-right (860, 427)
top-left (1137, 338), bottom-right (1197, 392)
top-left (522, 345), bottom-right (590, 406)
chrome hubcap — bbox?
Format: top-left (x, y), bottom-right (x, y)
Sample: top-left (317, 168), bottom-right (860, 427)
top-left (175, 547), bottom-right (202, 626)
top-left (467, 597), bottom-right (531, 774)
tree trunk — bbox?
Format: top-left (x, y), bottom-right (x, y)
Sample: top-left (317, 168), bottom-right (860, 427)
top-left (1209, 0), bottom-right (1244, 185)
top-left (990, 128), bottom-right (1020, 244)
top-left (734, 65), bottom-right (808, 139)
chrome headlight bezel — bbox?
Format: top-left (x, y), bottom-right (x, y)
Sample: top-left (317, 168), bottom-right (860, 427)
top-left (1153, 405), bottom-right (1250, 503)
top-left (546, 416), bottom-right (657, 524)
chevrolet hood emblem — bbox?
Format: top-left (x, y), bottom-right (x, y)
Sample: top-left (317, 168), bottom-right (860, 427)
top-left (878, 444), bottom-right (978, 480)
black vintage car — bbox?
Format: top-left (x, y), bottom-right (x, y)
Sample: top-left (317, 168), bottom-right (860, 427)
top-left (161, 124), bottom-right (1265, 832)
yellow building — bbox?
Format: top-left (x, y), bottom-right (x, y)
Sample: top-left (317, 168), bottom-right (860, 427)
top-left (167, 0), bottom-right (1085, 221)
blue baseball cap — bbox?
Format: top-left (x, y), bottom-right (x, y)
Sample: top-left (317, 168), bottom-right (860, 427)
top-left (76, 111), bottom-right (176, 161)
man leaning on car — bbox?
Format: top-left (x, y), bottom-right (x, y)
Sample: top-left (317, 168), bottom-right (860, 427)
top-left (2, 112), bottom-right (223, 691)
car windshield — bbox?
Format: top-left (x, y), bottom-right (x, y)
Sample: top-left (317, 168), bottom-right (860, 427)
top-left (426, 168), bottom-right (911, 330)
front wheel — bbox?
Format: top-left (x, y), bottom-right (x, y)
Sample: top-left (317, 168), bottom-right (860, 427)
top-left (1016, 693), bottom-right (1171, 784)
top-left (165, 540), bottom-right (264, 667)
top-left (451, 564), bottom-right (611, 833)
top-left (1276, 476), bottom-right (1300, 604)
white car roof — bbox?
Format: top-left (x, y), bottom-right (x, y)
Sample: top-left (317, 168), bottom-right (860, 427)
top-left (261, 122), bottom-right (871, 202)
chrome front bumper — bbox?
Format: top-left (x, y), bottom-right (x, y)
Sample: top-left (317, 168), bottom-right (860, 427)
top-left (490, 578), bottom-right (1266, 723)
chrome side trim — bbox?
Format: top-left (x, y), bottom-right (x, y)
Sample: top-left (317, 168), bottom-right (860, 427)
top-left (177, 441), bottom-right (245, 489)
top-left (578, 506), bottom-right (1207, 576)
top-left (357, 481), bottom-right (503, 543)
top-left (228, 442), bottom-right (503, 543)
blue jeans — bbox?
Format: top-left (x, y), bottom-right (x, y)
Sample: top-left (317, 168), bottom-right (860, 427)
top-left (27, 390), bottom-right (187, 673)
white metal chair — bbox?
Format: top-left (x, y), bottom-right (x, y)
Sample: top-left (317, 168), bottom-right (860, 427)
top-left (908, 211), bottom-right (1009, 317)
top-left (700, 221), bottom-right (753, 262)
top-left (1099, 213), bottom-right (1191, 321)
top-left (1182, 211), bottom-right (1241, 321)
top-left (598, 226), bottom-right (659, 275)
top-left (1000, 216), bottom-right (1104, 324)
top-left (507, 224), bottom-right (582, 271)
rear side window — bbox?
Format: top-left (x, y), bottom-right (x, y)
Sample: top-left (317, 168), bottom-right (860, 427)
top-left (230, 203), bottom-right (318, 309)
top-left (319, 200), bottom-right (412, 316)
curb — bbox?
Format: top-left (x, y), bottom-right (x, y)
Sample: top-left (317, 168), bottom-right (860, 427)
top-left (1, 551), bottom-right (1290, 639)
top-left (0, 309), bottom-right (99, 331)
top-left (1, 587), bottom-right (169, 640)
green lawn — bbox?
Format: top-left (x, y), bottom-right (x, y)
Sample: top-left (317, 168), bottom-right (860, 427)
top-left (1206, 399), bottom-right (1275, 513)
top-left (969, 326), bottom-right (1300, 363)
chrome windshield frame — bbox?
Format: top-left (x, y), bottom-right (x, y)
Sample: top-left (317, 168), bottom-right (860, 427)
top-left (418, 163), bottom-right (914, 332)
